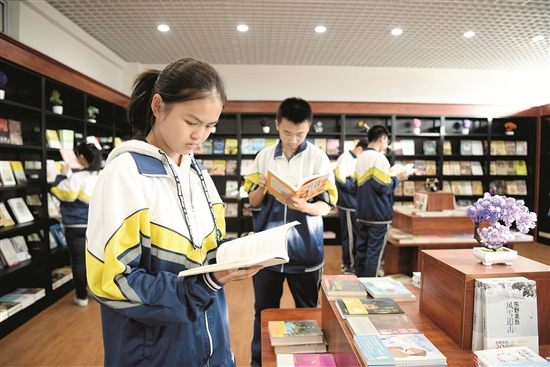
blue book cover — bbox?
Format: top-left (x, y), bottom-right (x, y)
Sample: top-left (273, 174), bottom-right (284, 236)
top-left (213, 139), bottom-right (225, 154)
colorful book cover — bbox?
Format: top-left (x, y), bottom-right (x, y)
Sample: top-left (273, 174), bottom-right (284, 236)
top-left (225, 159), bottom-right (237, 176)
top-left (326, 138), bottom-right (340, 155)
top-left (264, 138), bottom-right (278, 148)
top-left (200, 139), bottom-right (213, 154)
top-left (211, 160), bottom-right (226, 175)
top-left (276, 353), bottom-right (336, 367)
top-left (252, 138), bottom-right (265, 153)
top-left (212, 139), bottom-right (225, 154)
top-left (474, 346), bottom-right (549, 366)
top-left (460, 140), bottom-right (473, 155)
top-left (423, 140), bottom-right (437, 155)
top-left (268, 320), bottom-right (324, 345)
top-left (358, 277), bottom-right (415, 299)
top-left (9, 161), bottom-right (27, 184)
top-left (0, 118), bottom-right (10, 144)
top-left (366, 314), bottom-right (420, 335)
top-left (336, 298), bottom-right (404, 318)
top-left (241, 138), bottom-right (254, 154)
top-left (224, 138), bottom-right (239, 154)
top-left (321, 274), bottom-right (366, 299)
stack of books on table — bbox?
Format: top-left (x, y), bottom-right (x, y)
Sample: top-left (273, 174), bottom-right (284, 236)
top-left (268, 319), bottom-right (327, 354)
top-left (358, 276), bottom-right (417, 302)
top-left (473, 346), bottom-right (549, 367)
top-left (335, 297), bottom-right (404, 319)
top-left (276, 353), bottom-right (337, 367)
top-left (321, 274), bottom-right (367, 300)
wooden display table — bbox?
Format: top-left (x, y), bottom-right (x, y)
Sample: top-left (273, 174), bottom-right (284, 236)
top-left (420, 249), bottom-right (550, 350)
top-left (392, 209), bottom-right (478, 235)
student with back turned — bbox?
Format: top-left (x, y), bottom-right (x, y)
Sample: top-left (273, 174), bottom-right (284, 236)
top-left (334, 138), bottom-right (369, 274)
top-left (353, 125), bottom-right (409, 278)
top-left (244, 97), bottom-right (338, 367)
top-left (86, 57), bottom-right (261, 367)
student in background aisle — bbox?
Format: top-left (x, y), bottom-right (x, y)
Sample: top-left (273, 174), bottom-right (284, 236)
top-left (86, 58), bottom-right (260, 367)
top-left (334, 138), bottom-right (369, 275)
top-left (244, 97), bottom-right (338, 367)
top-left (354, 125), bottom-right (409, 277)
top-left (50, 142), bottom-right (102, 306)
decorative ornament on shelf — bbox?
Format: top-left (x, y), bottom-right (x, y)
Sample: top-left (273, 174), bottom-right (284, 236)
top-left (87, 106), bottom-right (99, 123)
top-left (260, 117), bottom-right (271, 133)
top-left (358, 119), bottom-right (369, 132)
top-left (504, 122), bottom-right (517, 136)
top-left (466, 193), bottom-right (537, 266)
top-left (49, 90), bottom-right (63, 115)
top-left (0, 71), bottom-right (7, 100)
top-left (313, 121), bottom-right (323, 133)
top-left (425, 178), bottom-right (439, 192)
top-left (411, 118), bottom-right (421, 135)
top-left (461, 119), bottom-right (472, 135)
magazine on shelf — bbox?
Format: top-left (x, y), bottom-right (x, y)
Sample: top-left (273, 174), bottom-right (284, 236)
top-left (266, 169), bottom-right (329, 203)
top-left (178, 221), bottom-right (299, 276)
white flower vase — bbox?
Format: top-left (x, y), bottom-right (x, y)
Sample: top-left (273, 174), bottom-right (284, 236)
top-left (0, 89), bottom-right (5, 100)
top-left (262, 126), bottom-right (270, 133)
top-left (53, 105), bottom-right (63, 115)
top-left (462, 128), bottom-right (469, 135)
top-left (413, 127), bottom-right (420, 135)
top-left (87, 119), bottom-right (96, 123)
top-left (505, 131), bottom-right (514, 136)
top-left (473, 247), bottom-right (518, 266)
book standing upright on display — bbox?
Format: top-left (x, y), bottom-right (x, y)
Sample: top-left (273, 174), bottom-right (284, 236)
top-left (266, 169), bottom-right (329, 203)
top-left (6, 197), bottom-right (34, 224)
top-left (178, 221), bottom-right (299, 276)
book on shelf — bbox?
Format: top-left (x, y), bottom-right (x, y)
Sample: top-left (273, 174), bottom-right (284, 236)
top-left (50, 223), bottom-right (67, 246)
top-left (489, 161), bottom-right (496, 176)
top-left (198, 139), bottom-right (212, 154)
top-left (0, 293), bottom-right (35, 309)
top-left (505, 141), bottom-right (516, 156)
top-left (505, 161), bottom-right (516, 176)
top-left (402, 181), bottom-right (415, 196)
top-left (268, 319), bottom-right (324, 346)
top-left (51, 266), bottom-right (73, 290)
top-left (358, 277), bottom-right (416, 301)
top-left (224, 138), bottom-right (239, 154)
top-left (460, 161), bottom-right (472, 175)
top-left (266, 169), bottom-right (329, 203)
top-left (178, 221), bottom-right (299, 276)
top-left (276, 353), bottom-right (336, 367)
top-left (9, 161), bottom-right (27, 184)
top-left (450, 161), bottom-right (461, 175)
top-left (354, 333), bottom-right (447, 366)
top-left (442, 161), bottom-right (450, 176)
top-left (472, 181), bottom-right (484, 196)
top-left (495, 160), bottom-right (507, 175)
top-left (401, 139), bottom-right (415, 155)
top-left (326, 138), bottom-right (340, 155)
top-left (0, 118), bottom-right (10, 143)
top-left (10, 235), bottom-right (31, 261)
top-left (241, 138), bottom-right (254, 154)
top-left (480, 277), bottom-right (539, 353)
top-left (515, 141), bottom-right (528, 156)
top-left (314, 138), bottom-right (327, 153)
top-left (515, 180), bottom-right (527, 195)
top-left (273, 340), bottom-right (328, 354)
top-left (0, 302), bottom-right (22, 318)
top-left (0, 201), bottom-right (16, 227)
top-left (367, 314), bottom-right (420, 335)
top-left (240, 159), bottom-right (255, 176)
top-left (265, 138), bottom-right (278, 148)
top-left (460, 140), bottom-right (473, 155)
top-left (411, 272), bottom-right (421, 289)
top-left (441, 180), bottom-right (451, 193)
top-left (7, 197), bottom-right (34, 224)
top-left (394, 182), bottom-right (403, 196)
top-left (11, 287), bottom-right (46, 301)
top-left (493, 140), bottom-right (506, 156)
top-left (422, 140), bottom-right (437, 155)
top-left (212, 139), bottom-right (225, 154)
top-left (515, 160), bottom-right (527, 176)
top-left (253, 138), bottom-right (265, 153)
top-left (461, 181), bottom-right (473, 196)
top-left (336, 298), bottom-right (404, 319)
top-left (45, 129), bottom-right (61, 149)
top-left (471, 161), bottom-right (484, 176)
top-left (225, 180), bottom-right (239, 197)
top-left (473, 346), bottom-right (549, 367)
top-left (8, 119), bottom-right (23, 145)
top-left (442, 140), bottom-right (452, 155)
top-left (59, 148), bottom-right (84, 169)
top-left (471, 140), bottom-right (484, 156)
top-left (0, 160), bottom-right (17, 186)
top-left (321, 274), bottom-right (367, 299)
top-left (225, 159), bottom-right (237, 176)
top-left (506, 181), bottom-right (518, 195)
top-left (0, 238), bottom-right (20, 267)
top-left (58, 129), bottom-right (75, 149)
top-left (224, 202), bottom-right (239, 218)
top-left (425, 160), bottom-right (437, 176)
top-left (211, 159), bottom-right (226, 175)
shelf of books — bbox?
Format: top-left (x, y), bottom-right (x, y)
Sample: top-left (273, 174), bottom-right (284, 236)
top-left (0, 49), bottom-right (131, 338)
top-left (537, 113), bottom-right (550, 246)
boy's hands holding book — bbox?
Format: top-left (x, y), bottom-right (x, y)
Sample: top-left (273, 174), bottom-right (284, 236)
top-left (213, 265), bottom-right (263, 284)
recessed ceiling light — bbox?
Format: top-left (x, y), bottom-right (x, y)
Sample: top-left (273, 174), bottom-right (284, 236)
top-left (532, 35), bottom-right (544, 42)
top-left (391, 28), bottom-right (403, 36)
top-left (463, 31), bottom-right (475, 38)
top-left (237, 25), bottom-right (249, 32)
top-left (158, 25), bottom-right (169, 32)
top-left (315, 26), bottom-right (326, 33)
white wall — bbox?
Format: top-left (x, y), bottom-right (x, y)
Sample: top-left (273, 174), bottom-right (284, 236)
top-left (10, 1), bottom-right (550, 106)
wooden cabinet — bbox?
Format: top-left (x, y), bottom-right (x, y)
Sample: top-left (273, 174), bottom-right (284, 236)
top-left (0, 33), bottom-right (130, 338)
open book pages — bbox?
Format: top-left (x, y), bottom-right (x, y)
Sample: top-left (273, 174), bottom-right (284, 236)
top-left (266, 169), bottom-right (329, 203)
top-left (178, 221), bottom-right (300, 276)
top-left (389, 163), bottom-right (417, 176)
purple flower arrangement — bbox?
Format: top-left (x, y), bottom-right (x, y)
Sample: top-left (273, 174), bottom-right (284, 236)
top-left (466, 193), bottom-right (537, 250)
top-left (462, 119), bottom-right (472, 129)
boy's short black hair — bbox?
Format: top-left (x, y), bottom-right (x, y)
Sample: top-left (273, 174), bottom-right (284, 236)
top-left (356, 138), bottom-right (369, 149)
top-left (367, 125), bottom-right (390, 143)
top-left (276, 97), bottom-right (313, 124)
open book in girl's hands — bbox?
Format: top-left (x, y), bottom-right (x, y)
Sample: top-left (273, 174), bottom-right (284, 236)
top-left (266, 169), bottom-right (329, 203)
top-left (389, 163), bottom-right (417, 176)
top-left (178, 221), bottom-right (300, 276)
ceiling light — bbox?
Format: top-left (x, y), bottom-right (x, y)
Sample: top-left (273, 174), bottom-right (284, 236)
top-left (391, 28), bottom-right (403, 36)
top-left (463, 31), bottom-right (475, 38)
top-left (315, 26), bottom-right (326, 33)
top-left (237, 25), bottom-right (249, 32)
top-left (157, 25), bottom-right (169, 32)
top-left (532, 35), bottom-right (544, 42)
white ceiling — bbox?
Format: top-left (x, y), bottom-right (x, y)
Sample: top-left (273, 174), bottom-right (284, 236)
top-left (44, 0), bottom-right (549, 72)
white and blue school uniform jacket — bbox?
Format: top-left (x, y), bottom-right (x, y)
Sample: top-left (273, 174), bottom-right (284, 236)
top-left (244, 141), bottom-right (338, 273)
top-left (334, 150), bottom-right (358, 210)
top-left (50, 170), bottom-right (99, 227)
top-left (354, 148), bottom-right (400, 223)
top-left (86, 138), bottom-right (235, 367)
